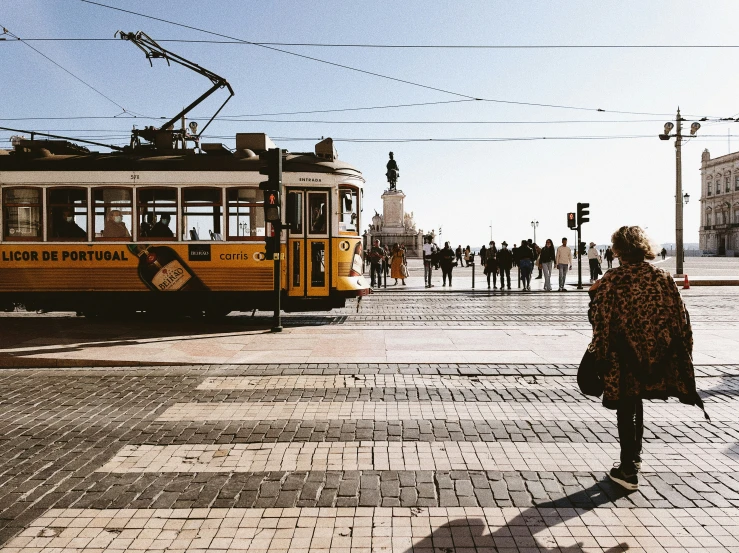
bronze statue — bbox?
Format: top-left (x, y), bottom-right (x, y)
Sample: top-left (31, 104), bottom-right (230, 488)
top-left (386, 151), bottom-right (399, 190)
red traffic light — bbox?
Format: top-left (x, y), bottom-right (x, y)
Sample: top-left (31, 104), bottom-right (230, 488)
top-left (567, 212), bottom-right (577, 230)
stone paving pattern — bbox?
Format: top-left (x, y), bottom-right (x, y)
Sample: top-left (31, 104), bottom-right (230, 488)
top-left (2, 281), bottom-right (739, 551)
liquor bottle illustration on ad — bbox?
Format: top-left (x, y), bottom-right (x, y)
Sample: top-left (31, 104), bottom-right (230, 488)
top-left (128, 244), bottom-right (208, 291)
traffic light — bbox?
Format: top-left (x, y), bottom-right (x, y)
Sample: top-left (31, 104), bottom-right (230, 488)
top-left (578, 241), bottom-right (587, 256)
top-left (263, 189), bottom-right (281, 223)
top-left (567, 212), bottom-right (577, 230)
top-left (577, 202), bottom-right (590, 226)
top-left (259, 148), bottom-right (283, 224)
top-left (258, 148), bottom-right (282, 190)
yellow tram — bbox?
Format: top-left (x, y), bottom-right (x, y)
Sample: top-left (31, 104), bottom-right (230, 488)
top-left (0, 133), bottom-right (370, 316)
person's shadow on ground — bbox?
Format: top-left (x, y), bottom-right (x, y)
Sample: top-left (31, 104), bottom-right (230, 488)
top-left (404, 478), bottom-right (633, 552)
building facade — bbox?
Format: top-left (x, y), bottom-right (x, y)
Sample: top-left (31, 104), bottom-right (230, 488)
top-left (699, 149), bottom-right (739, 255)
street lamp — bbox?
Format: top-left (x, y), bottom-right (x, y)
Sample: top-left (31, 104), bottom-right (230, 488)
top-left (659, 108), bottom-right (699, 277)
top-left (684, 192), bottom-right (690, 204)
top-left (530, 220), bottom-right (539, 244)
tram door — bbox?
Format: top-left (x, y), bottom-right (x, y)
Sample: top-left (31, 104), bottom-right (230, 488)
top-left (287, 189), bottom-right (329, 297)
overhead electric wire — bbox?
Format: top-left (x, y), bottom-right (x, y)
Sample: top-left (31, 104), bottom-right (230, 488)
top-left (0, 25), bottom-right (135, 116)
top-left (79, 0), bottom-right (711, 119)
top-left (7, 37), bottom-right (739, 49)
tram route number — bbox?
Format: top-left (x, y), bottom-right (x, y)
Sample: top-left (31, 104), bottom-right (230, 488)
top-left (1, 249), bottom-right (130, 262)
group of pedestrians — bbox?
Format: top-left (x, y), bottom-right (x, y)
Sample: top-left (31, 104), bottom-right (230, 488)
top-left (367, 239), bottom-right (408, 288)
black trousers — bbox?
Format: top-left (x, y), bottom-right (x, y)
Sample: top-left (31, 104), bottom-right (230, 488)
top-left (500, 268), bottom-right (511, 288)
top-left (442, 267), bottom-right (452, 285)
top-left (617, 397), bottom-right (643, 470)
top-left (486, 271), bottom-right (497, 287)
top-left (370, 263), bottom-right (382, 286)
top-left (589, 258), bottom-right (600, 280)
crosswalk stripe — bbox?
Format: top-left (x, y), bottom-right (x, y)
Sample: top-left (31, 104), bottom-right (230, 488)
top-left (158, 400), bottom-right (730, 422)
top-left (5, 507), bottom-right (737, 552)
top-left (96, 442), bottom-right (739, 474)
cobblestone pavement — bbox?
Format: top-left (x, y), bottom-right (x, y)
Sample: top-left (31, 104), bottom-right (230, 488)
top-left (2, 289), bottom-right (739, 551)
top-left (1, 363), bottom-right (739, 551)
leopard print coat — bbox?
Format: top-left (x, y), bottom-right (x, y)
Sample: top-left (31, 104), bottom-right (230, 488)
top-left (588, 262), bottom-right (703, 412)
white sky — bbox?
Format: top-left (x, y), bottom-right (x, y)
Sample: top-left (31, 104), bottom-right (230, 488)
top-left (2, 1), bottom-right (738, 246)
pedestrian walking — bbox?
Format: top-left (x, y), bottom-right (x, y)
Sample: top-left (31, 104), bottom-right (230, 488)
top-left (585, 225), bottom-right (706, 491)
top-left (368, 239), bottom-right (384, 288)
top-left (661, 247), bottom-right (667, 260)
top-left (455, 245), bottom-right (463, 267)
top-left (588, 242), bottom-right (601, 283)
top-left (382, 245), bottom-right (391, 278)
top-left (539, 238), bottom-right (556, 291)
top-left (464, 245), bottom-right (471, 267)
top-left (533, 242), bottom-right (543, 279)
top-left (556, 237), bottom-right (573, 291)
top-left (604, 246), bottom-right (614, 269)
top-left (422, 235), bottom-right (437, 288)
top-left (496, 241), bottom-right (513, 289)
top-left (518, 238), bottom-right (535, 291)
top-left (390, 243), bottom-right (407, 286)
top-left (439, 241), bottom-right (456, 286)
top-left (484, 240), bottom-right (498, 289)
top-left (511, 243), bottom-right (519, 267)
top-left (479, 244), bottom-right (487, 268)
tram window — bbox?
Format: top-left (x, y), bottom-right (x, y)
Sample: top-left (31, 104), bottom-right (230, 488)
top-left (183, 188), bottom-right (222, 241)
top-left (308, 192), bottom-right (327, 234)
top-left (339, 187), bottom-right (358, 233)
top-left (226, 188), bottom-right (264, 240)
top-left (287, 192), bottom-right (303, 235)
top-left (93, 188), bottom-right (132, 240)
top-left (48, 188), bottom-right (87, 241)
top-left (3, 188), bottom-right (41, 240)
top-left (138, 188), bottom-right (176, 240)
top-left (310, 241), bottom-right (326, 286)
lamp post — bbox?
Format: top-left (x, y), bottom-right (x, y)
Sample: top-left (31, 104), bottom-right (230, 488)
top-left (659, 107), bottom-right (699, 277)
top-left (489, 221), bottom-right (492, 243)
top-left (530, 220), bottom-right (539, 245)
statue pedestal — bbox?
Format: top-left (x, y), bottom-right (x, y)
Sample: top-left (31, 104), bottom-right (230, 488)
top-left (381, 190), bottom-right (405, 230)
top-left (367, 188), bottom-right (424, 257)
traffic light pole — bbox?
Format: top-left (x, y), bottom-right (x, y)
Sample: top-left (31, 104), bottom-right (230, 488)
top-left (576, 226), bottom-right (583, 290)
top-left (272, 226), bottom-right (282, 333)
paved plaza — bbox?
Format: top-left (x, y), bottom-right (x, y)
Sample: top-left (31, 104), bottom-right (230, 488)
top-left (1, 261), bottom-right (739, 551)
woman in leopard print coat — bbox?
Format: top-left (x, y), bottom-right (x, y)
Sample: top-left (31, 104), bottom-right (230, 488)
top-left (588, 226), bottom-right (705, 489)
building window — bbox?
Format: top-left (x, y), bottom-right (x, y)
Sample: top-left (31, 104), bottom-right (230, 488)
top-left (226, 188), bottom-right (264, 240)
top-left (734, 208), bottom-right (739, 224)
top-left (716, 180), bottom-right (721, 194)
top-left (706, 212), bottom-right (712, 226)
top-left (735, 176), bottom-right (739, 190)
top-left (3, 188), bottom-right (42, 240)
top-left (48, 188), bottom-right (88, 241)
top-left (94, 188), bottom-right (132, 240)
top-left (138, 188), bottom-right (177, 240)
top-left (708, 182), bottom-right (712, 196)
top-left (726, 177), bottom-right (731, 191)
top-left (182, 188), bottom-right (222, 241)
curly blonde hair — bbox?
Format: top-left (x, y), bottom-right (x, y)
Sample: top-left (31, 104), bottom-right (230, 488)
top-left (611, 225), bottom-right (656, 263)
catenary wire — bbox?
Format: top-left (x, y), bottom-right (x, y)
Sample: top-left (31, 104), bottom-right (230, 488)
top-left (78, 0), bottom-right (711, 119)
top-left (0, 25), bottom-right (135, 116)
top-left (6, 38), bottom-right (739, 49)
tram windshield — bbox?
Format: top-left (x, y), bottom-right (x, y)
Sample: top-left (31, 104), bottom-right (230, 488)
top-left (339, 187), bottom-right (358, 233)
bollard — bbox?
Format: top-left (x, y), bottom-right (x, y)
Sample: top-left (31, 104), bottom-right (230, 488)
top-left (683, 274), bottom-right (690, 289)
top-left (472, 262), bottom-right (475, 289)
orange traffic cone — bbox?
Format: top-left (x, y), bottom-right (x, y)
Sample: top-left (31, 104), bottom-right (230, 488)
top-left (683, 275), bottom-right (690, 290)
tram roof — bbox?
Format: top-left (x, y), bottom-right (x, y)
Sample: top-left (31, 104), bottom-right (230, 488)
top-left (0, 138), bottom-right (363, 180)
